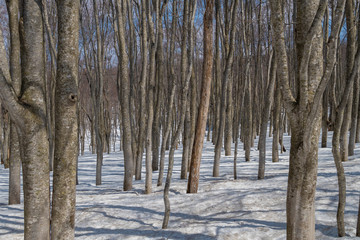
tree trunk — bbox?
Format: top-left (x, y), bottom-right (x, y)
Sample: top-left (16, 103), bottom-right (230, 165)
top-left (286, 116), bottom-right (321, 239)
top-left (114, 0), bottom-right (134, 191)
top-left (258, 51), bottom-right (276, 179)
top-left (340, 0), bottom-right (357, 163)
top-left (270, 0), bottom-right (346, 238)
top-left (224, 77), bottom-right (233, 156)
top-left (348, 73), bottom-right (359, 156)
top-left (6, 0), bottom-right (22, 205)
top-left (187, 0), bottom-right (214, 193)
top-left (135, 0), bottom-right (148, 181)
top-left (92, 0), bottom-right (105, 185)
top-left (163, 0), bottom-right (196, 226)
top-left (5, 0), bottom-right (51, 237)
top-left (9, 124), bottom-right (21, 205)
top-left (272, 84), bottom-right (281, 163)
top-left (357, 195), bottom-right (360, 236)
top-left (51, 1), bottom-right (79, 238)
top-left (321, 87), bottom-right (328, 148)
top-left (356, 99), bottom-right (360, 143)
top-left (213, 0), bottom-right (238, 175)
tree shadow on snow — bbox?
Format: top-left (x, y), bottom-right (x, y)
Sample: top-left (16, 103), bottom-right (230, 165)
top-left (75, 227), bottom-right (216, 239)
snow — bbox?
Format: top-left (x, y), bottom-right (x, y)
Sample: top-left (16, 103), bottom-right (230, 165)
top-left (0, 132), bottom-right (359, 239)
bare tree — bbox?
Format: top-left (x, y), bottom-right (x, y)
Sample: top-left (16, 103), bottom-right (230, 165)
top-left (6, 0), bottom-right (22, 205)
top-left (270, 0), bottom-right (345, 238)
top-left (113, 0), bottom-right (134, 191)
top-left (163, 0), bottom-right (196, 227)
top-left (187, 0), bottom-right (215, 193)
top-left (0, 0), bottom-right (50, 238)
top-left (213, 0), bottom-right (238, 177)
top-left (258, 51), bottom-right (276, 179)
top-left (51, 0), bottom-right (79, 238)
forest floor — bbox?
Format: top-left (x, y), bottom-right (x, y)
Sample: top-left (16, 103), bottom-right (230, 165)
top-left (0, 132), bottom-right (359, 239)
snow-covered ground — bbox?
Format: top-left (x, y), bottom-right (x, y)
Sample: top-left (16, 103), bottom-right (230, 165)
top-left (0, 132), bottom-right (359, 239)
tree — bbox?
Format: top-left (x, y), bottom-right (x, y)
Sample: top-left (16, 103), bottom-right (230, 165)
top-left (187, 0), bottom-right (215, 193)
top-left (163, 0), bottom-right (196, 227)
top-left (0, 0), bottom-right (50, 238)
top-left (50, 0), bottom-right (80, 238)
top-left (113, 0), bottom-right (134, 191)
top-left (270, 0), bottom-right (345, 238)
top-left (6, 0), bottom-right (22, 205)
top-left (212, 0), bottom-right (238, 177)
top-left (258, 51), bottom-right (276, 179)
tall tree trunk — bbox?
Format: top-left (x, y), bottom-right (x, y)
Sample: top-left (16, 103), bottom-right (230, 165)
top-left (42, 0), bottom-right (57, 172)
top-left (6, 0), bottom-right (22, 205)
top-left (158, 0), bottom-right (177, 187)
top-left (1, 0), bottom-right (52, 237)
top-left (21, 1), bottom-right (51, 238)
top-left (357, 195), bottom-right (360, 236)
top-left (213, 0), bottom-right (239, 175)
top-left (163, 0), bottom-right (196, 226)
top-left (258, 51), bottom-right (276, 179)
top-left (93, 0), bottom-right (104, 185)
top-left (340, 0), bottom-right (357, 163)
top-left (348, 73), bottom-right (359, 156)
top-left (51, 0), bottom-right (79, 238)
top-left (114, 0), bottom-right (134, 191)
top-left (270, 0), bottom-right (345, 238)
top-left (321, 87), bottom-right (328, 148)
top-left (187, 0), bottom-right (215, 193)
top-left (135, 0), bottom-right (148, 180)
top-left (224, 76), bottom-right (233, 156)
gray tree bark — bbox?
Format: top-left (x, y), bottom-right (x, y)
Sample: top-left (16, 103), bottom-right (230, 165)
top-left (258, 51), bottom-right (276, 179)
top-left (51, 0), bottom-right (79, 238)
top-left (163, 0), bottom-right (196, 226)
top-left (92, 0), bottom-right (105, 186)
top-left (270, 0), bottom-right (345, 238)
top-left (213, 0), bottom-right (239, 176)
top-left (0, 0), bottom-right (51, 238)
top-left (114, 0), bottom-right (134, 191)
top-left (6, 0), bottom-right (22, 205)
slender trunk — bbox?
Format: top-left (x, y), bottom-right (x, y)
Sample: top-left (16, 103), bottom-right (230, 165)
top-left (164, 0), bottom-right (196, 226)
top-left (332, 112), bottom-right (347, 237)
top-left (181, 102), bottom-right (191, 179)
top-left (157, 86), bottom-right (175, 187)
top-left (340, 0), bottom-right (356, 163)
top-left (357, 195), bottom-right (360, 236)
top-left (9, 124), bottom-right (20, 205)
top-left (187, 0), bottom-right (214, 193)
top-left (93, 0), bottom-right (104, 185)
top-left (213, 0), bottom-right (238, 174)
top-left (224, 76), bottom-right (233, 156)
top-left (135, 0), bottom-right (148, 180)
top-left (6, 0), bottom-right (22, 205)
top-left (272, 83), bottom-right (281, 162)
top-left (321, 87), bottom-right (328, 148)
top-left (114, 0), bottom-right (134, 191)
top-left (258, 52), bottom-right (276, 179)
top-left (356, 99), bottom-right (360, 143)
top-left (348, 74), bottom-right (359, 156)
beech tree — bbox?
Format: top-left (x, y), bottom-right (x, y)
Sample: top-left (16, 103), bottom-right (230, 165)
top-left (6, 0), bottom-right (21, 205)
top-left (0, 0), bottom-right (50, 238)
top-left (187, 0), bottom-right (214, 193)
top-left (51, 0), bottom-right (79, 238)
top-left (270, 0), bottom-right (346, 239)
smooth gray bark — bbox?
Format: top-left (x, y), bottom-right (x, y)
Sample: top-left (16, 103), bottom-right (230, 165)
top-left (51, 0), bottom-right (79, 238)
